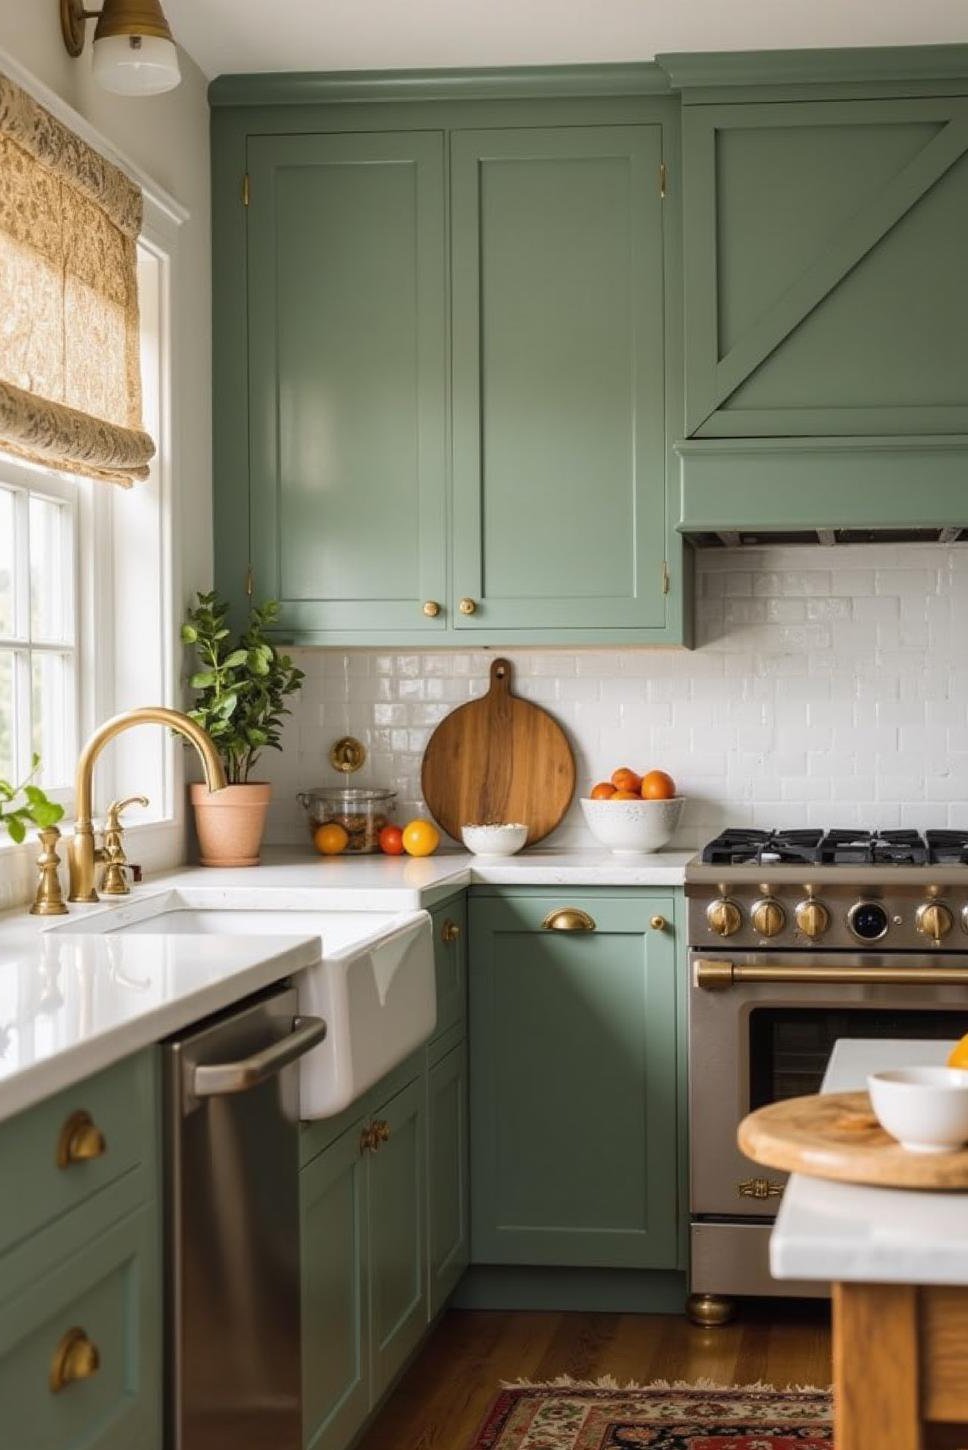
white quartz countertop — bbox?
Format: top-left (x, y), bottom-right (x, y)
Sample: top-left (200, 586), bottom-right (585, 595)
top-left (159, 845), bottom-right (692, 906)
top-left (0, 844), bottom-right (690, 1122)
top-left (770, 1038), bottom-right (968, 1286)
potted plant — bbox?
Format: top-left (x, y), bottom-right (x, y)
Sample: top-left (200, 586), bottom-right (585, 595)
top-left (181, 591), bottom-right (304, 866)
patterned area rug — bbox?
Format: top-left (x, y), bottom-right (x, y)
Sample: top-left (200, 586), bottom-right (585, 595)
top-left (469, 1379), bottom-right (833, 1449)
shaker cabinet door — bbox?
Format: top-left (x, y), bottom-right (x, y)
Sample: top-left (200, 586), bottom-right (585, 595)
top-left (246, 130), bottom-right (447, 636)
top-left (469, 894), bottom-right (679, 1269)
top-left (427, 1040), bottom-right (469, 1316)
top-left (367, 1076), bottom-right (427, 1397)
top-left (301, 1121), bottom-right (370, 1450)
top-left (451, 126), bottom-right (669, 633)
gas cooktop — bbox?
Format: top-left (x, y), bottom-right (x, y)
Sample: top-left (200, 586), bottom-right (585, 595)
top-left (700, 828), bottom-right (968, 868)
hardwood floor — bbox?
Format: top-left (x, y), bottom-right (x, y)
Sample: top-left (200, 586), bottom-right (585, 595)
top-left (356, 1301), bottom-right (833, 1449)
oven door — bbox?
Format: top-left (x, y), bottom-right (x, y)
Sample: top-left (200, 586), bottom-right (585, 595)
top-left (689, 950), bottom-right (968, 1219)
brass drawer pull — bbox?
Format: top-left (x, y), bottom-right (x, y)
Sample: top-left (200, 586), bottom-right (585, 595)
top-left (423, 600), bottom-right (441, 617)
top-left (56, 1111), bottom-right (107, 1169)
top-left (738, 1177), bottom-right (783, 1201)
top-left (440, 918), bottom-right (461, 944)
top-left (541, 908), bottom-right (596, 933)
top-left (49, 1327), bottom-right (100, 1393)
top-left (458, 597), bottom-right (477, 615)
top-left (650, 915), bottom-right (667, 931)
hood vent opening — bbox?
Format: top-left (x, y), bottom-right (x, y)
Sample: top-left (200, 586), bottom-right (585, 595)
top-left (689, 527), bottom-right (968, 549)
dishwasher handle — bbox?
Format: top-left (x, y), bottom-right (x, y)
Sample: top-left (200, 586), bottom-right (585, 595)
top-left (192, 1014), bottom-right (327, 1098)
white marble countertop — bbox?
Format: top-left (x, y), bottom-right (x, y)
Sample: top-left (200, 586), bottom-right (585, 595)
top-left (0, 844), bottom-right (690, 1123)
top-left (770, 1038), bottom-right (968, 1286)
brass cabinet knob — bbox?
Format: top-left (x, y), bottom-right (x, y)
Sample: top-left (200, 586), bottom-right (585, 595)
top-left (916, 902), bottom-right (953, 942)
top-left (423, 600), bottom-right (441, 617)
top-left (440, 919), bottom-right (461, 944)
top-left (458, 597), bottom-right (477, 615)
top-left (541, 908), bottom-right (596, 932)
top-left (706, 898), bottom-right (742, 937)
top-left (374, 1119), bottom-right (391, 1145)
top-left (650, 915), bottom-right (667, 932)
top-left (359, 1124), bottom-right (377, 1155)
top-left (49, 1327), bottom-right (100, 1393)
top-left (751, 898), bottom-right (786, 938)
top-left (56, 1110), bottom-right (107, 1169)
top-left (795, 899), bottom-right (830, 939)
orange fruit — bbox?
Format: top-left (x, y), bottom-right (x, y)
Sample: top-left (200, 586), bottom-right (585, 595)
top-left (314, 822), bottom-right (349, 855)
top-left (948, 1034), bottom-right (968, 1069)
top-left (611, 766), bottom-right (642, 794)
top-left (402, 819), bottom-right (440, 857)
top-left (611, 789), bottom-right (640, 800)
top-left (590, 782), bottom-right (616, 800)
top-left (641, 769), bottom-right (676, 800)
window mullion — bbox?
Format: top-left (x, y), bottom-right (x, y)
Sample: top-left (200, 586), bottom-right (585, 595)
top-left (13, 647), bottom-right (31, 782)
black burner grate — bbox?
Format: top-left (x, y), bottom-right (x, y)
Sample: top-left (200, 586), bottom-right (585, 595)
top-left (700, 829), bottom-right (824, 866)
top-left (818, 829), bottom-right (928, 866)
top-left (697, 826), bottom-right (968, 867)
top-left (926, 830), bottom-right (968, 866)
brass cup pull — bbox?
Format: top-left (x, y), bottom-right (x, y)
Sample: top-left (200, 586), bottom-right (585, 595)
top-left (56, 1111), bottom-right (107, 1169)
top-left (49, 1327), bottom-right (100, 1393)
top-left (423, 600), bottom-right (441, 617)
top-left (458, 597), bottom-right (477, 615)
top-left (541, 908), bottom-right (596, 933)
top-left (650, 915), bottom-right (667, 931)
top-left (440, 919), bottom-right (461, 944)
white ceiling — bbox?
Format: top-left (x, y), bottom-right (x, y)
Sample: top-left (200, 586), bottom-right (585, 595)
top-left (164, 0), bottom-right (968, 80)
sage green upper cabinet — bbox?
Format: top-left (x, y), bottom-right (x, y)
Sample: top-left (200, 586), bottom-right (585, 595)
top-left (451, 126), bottom-right (671, 632)
top-left (683, 97), bottom-right (968, 438)
top-left (245, 130), bottom-right (447, 636)
top-left (469, 893), bottom-right (679, 1270)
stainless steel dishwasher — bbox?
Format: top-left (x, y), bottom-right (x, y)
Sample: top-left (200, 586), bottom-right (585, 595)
top-left (164, 985), bottom-right (327, 1450)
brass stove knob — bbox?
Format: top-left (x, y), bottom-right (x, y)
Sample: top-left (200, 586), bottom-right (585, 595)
top-left (706, 898), bottom-right (742, 937)
top-left (751, 898), bottom-right (786, 938)
top-left (795, 899), bottom-right (830, 939)
top-left (916, 902), bottom-right (953, 943)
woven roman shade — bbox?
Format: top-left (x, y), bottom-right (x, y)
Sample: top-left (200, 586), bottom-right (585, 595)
top-left (0, 73), bottom-right (154, 487)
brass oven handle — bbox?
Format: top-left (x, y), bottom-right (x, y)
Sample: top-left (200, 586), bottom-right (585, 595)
top-left (695, 959), bottom-right (968, 992)
top-left (192, 1016), bottom-right (327, 1097)
top-left (542, 908), bottom-right (596, 933)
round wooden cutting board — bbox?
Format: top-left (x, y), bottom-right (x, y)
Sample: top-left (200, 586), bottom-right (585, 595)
top-left (421, 658), bottom-right (576, 847)
top-left (739, 1090), bottom-right (968, 1190)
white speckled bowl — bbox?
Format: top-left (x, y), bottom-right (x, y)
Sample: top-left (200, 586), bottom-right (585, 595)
top-left (868, 1066), bottom-right (968, 1154)
top-left (461, 823), bottom-right (529, 857)
top-left (580, 796), bottom-right (684, 855)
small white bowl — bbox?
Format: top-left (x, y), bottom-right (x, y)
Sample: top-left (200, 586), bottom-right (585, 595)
top-left (461, 823), bottom-right (529, 857)
top-left (580, 796), bottom-right (684, 856)
top-left (868, 1066), bottom-right (968, 1154)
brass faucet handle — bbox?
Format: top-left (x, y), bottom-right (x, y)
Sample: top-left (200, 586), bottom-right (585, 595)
top-left (100, 796), bottom-right (149, 896)
top-left (104, 795), bottom-right (149, 834)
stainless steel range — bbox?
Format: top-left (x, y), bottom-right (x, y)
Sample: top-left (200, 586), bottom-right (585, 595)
top-left (686, 827), bottom-right (968, 1327)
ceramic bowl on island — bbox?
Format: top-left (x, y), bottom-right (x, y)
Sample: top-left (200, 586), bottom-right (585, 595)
top-left (460, 823), bottom-right (529, 857)
top-left (868, 1066), bottom-right (968, 1154)
top-left (580, 796), bottom-right (684, 855)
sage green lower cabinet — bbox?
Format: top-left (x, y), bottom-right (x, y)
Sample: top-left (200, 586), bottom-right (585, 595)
top-left (0, 1206), bottom-right (161, 1450)
top-left (470, 893), bottom-right (678, 1270)
top-left (427, 1038), bottom-right (469, 1317)
top-left (301, 1122), bottom-right (370, 1450)
top-left (368, 1076), bottom-right (427, 1396)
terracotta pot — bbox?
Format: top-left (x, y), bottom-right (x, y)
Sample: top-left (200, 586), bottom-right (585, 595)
top-left (190, 782), bottom-right (272, 867)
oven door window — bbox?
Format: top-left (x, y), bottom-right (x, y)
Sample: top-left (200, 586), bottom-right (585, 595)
top-left (749, 1007), bottom-right (964, 1110)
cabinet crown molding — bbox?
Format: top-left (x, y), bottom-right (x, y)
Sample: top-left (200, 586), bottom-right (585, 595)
top-left (658, 43), bottom-right (968, 94)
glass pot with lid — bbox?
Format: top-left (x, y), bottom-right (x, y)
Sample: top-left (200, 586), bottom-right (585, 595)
top-left (297, 786), bottom-right (397, 854)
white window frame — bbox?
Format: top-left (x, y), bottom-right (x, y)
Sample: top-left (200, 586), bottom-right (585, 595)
top-left (0, 45), bottom-right (192, 890)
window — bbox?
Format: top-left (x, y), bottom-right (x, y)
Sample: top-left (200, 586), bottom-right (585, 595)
top-left (0, 467), bottom-right (79, 797)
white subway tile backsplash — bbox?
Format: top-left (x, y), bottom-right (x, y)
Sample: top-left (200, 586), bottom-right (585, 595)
top-left (261, 543), bottom-right (968, 847)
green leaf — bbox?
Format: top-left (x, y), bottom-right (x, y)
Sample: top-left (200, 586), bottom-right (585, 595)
top-left (180, 623), bottom-right (198, 644)
top-left (6, 816), bottom-right (25, 844)
top-left (190, 671), bottom-right (217, 689)
top-left (224, 649), bottom-right (248, 669)
top-left (32, 800), bottom-right (64, 828)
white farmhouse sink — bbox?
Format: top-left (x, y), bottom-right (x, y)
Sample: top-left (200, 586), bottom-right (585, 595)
top-left (56, 897), bottom-right (436, 1118)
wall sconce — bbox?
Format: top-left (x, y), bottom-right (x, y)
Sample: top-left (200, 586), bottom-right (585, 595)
top-left (60, 0), bottom-right (181, 96)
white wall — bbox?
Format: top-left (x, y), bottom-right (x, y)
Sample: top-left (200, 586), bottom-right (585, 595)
top-left (0, 8), bottom-right (212, 907)
top-left (260, 544), bottom-right (968, 851)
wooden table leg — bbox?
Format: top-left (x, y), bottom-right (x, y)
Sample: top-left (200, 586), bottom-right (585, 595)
top-left (833, 1282), bottom-right (924, 1450)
